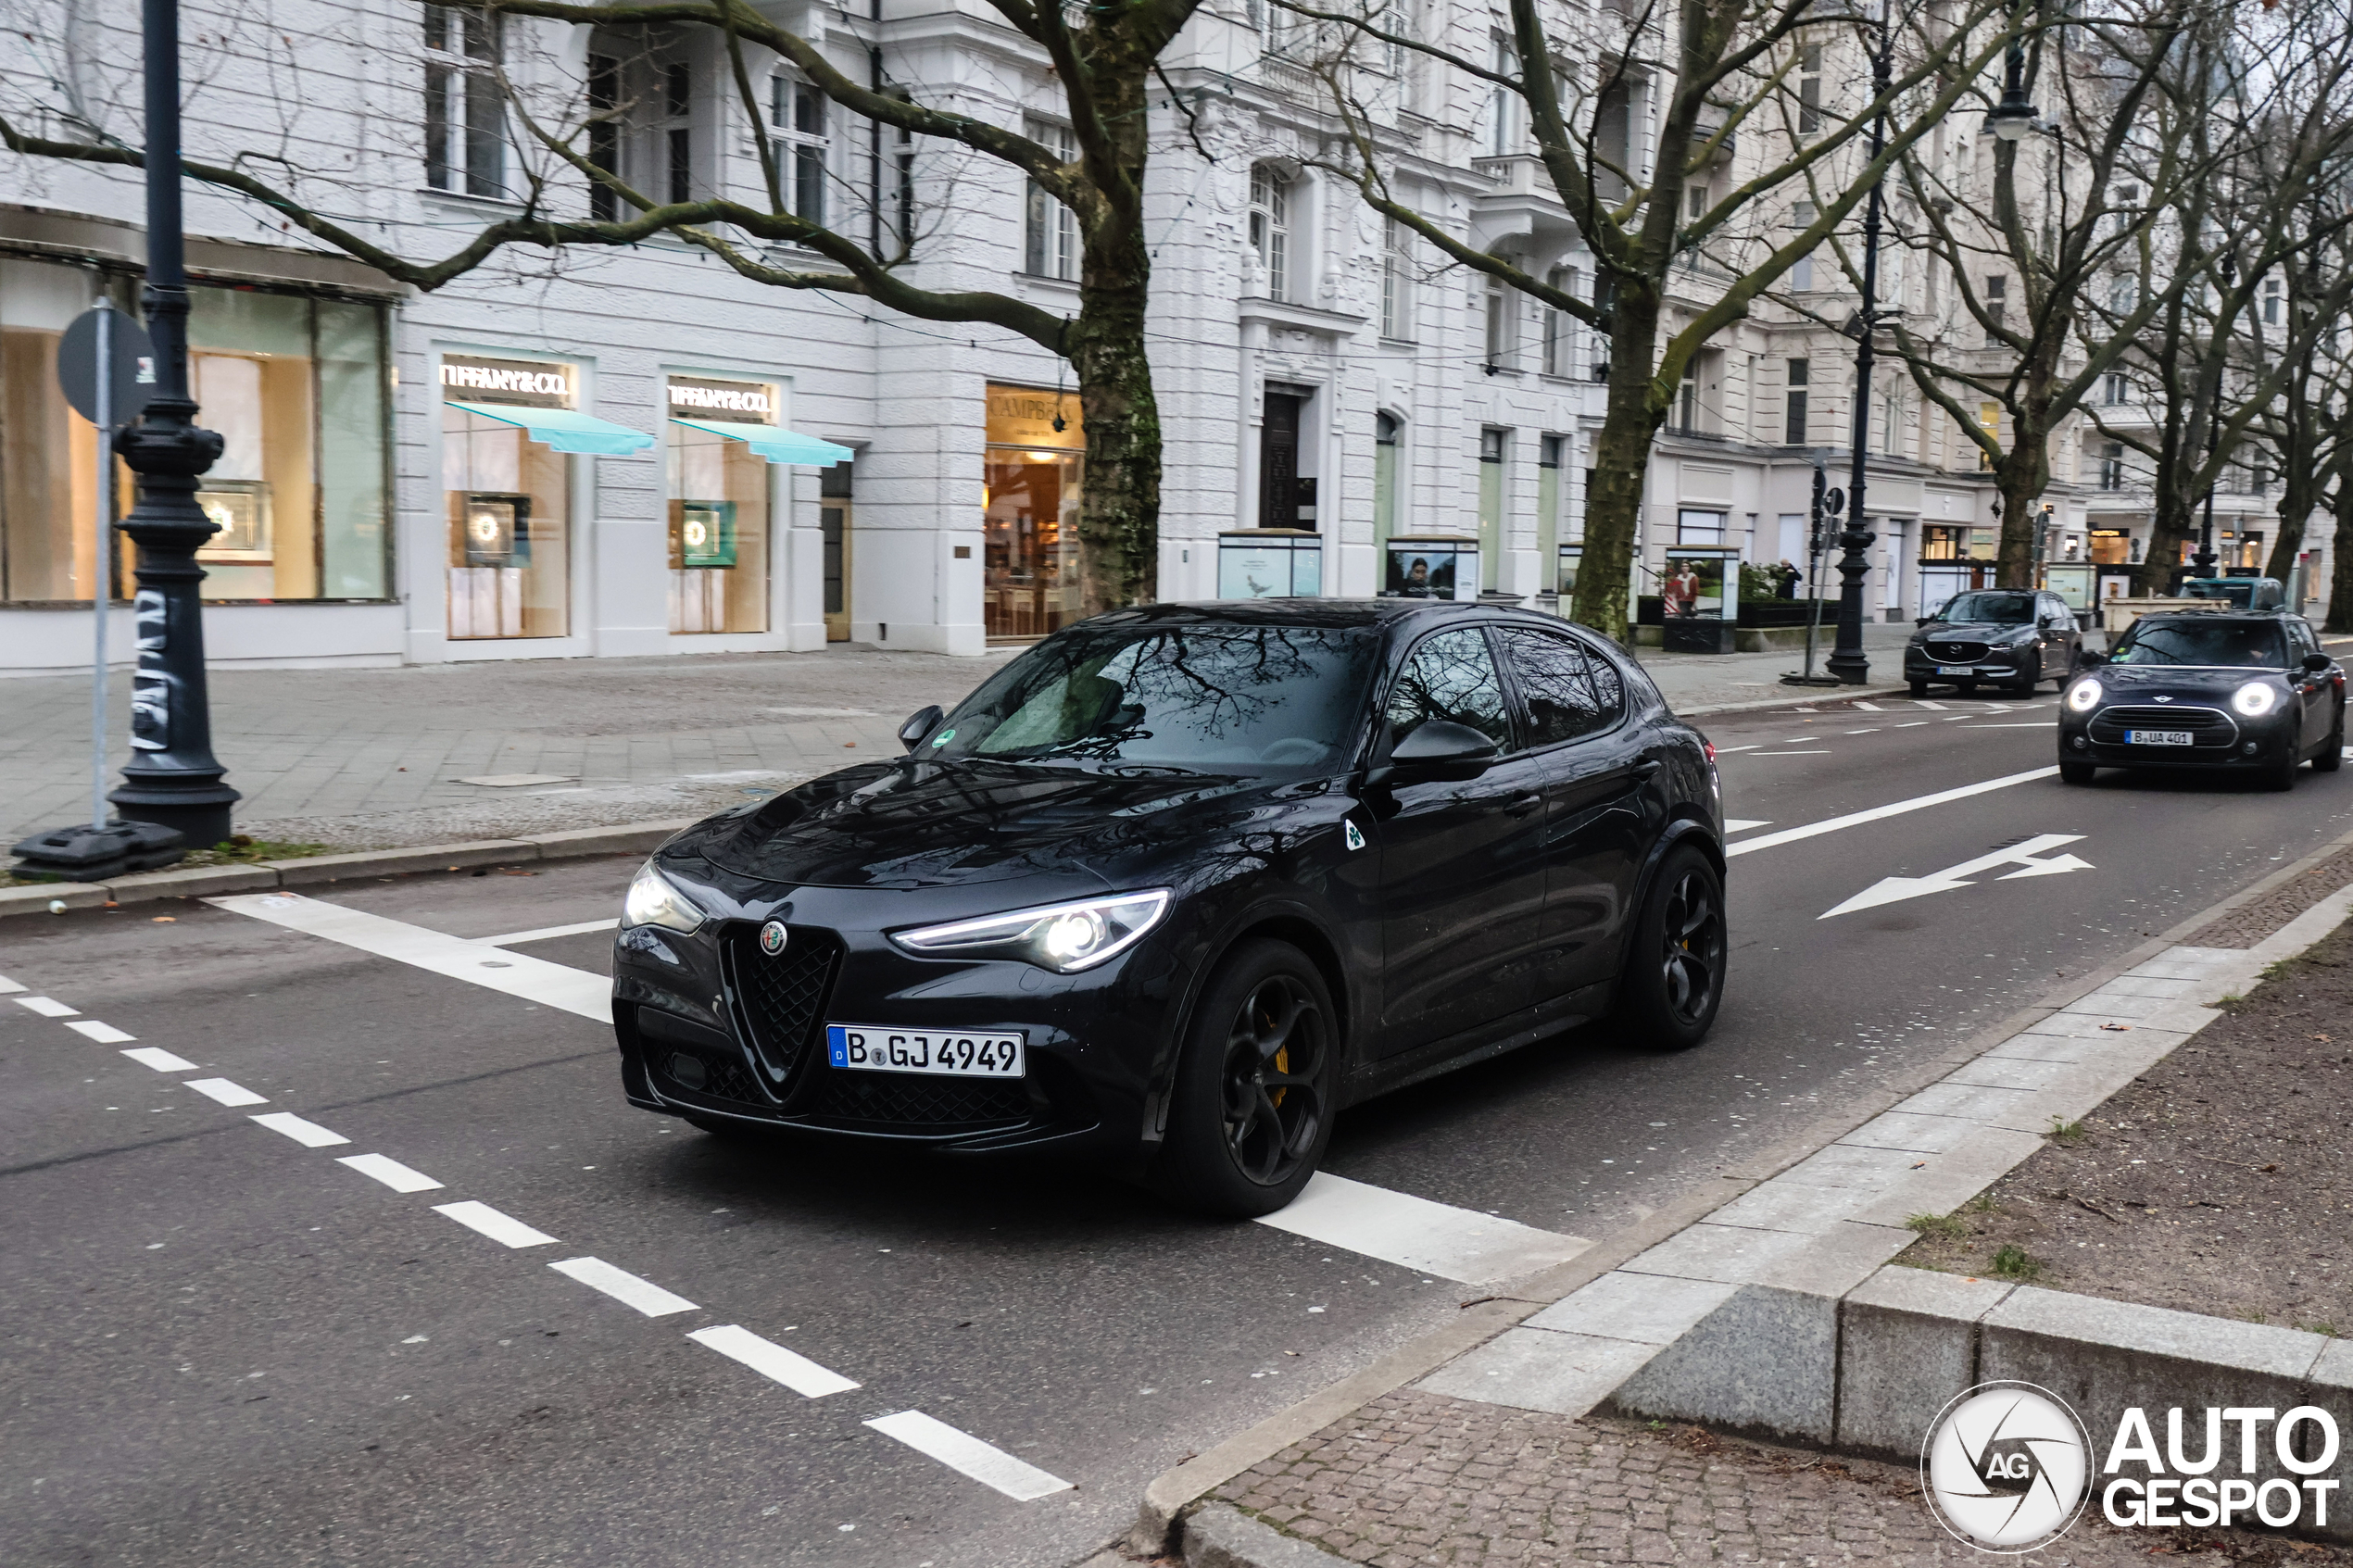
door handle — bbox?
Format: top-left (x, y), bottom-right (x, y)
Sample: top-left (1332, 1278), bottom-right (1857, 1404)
top-left (1504, 792), bottom-right (1542, 817)
top-left (1633, 759), bottom-right (1664, 780)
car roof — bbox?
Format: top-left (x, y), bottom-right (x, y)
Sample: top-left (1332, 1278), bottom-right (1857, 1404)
top-left (1104, 598), bottom-right (1571, 632)
top-left (2131, 612), bottom-right (2295, 629)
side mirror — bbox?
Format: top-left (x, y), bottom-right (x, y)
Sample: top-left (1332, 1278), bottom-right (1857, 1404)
top-left (2079, 651), bottom-right (2107, 668)
top-left (1914, 616), bottom-right (1931, 627)
top-left (1368, 720), bottom-right (1499, 786)
top-left (2305, 652), bottom-right (2333, 674)
top-left (899, 705), bottom-right (945, 752)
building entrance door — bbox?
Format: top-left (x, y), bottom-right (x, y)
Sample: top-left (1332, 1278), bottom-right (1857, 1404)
top-left (821, 461), bottom-right (851, 642)
top-left (1260, 388), bottom-right (1304, 528)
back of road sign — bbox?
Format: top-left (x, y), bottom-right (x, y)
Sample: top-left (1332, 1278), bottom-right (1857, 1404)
top-left (57, 304), bottom-right (160, 427)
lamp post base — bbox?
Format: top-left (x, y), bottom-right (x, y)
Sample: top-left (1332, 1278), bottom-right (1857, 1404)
top-left (108, 780), bottom-right (238, 851)
top-left (1826, 652), bottom-right (1872, 685)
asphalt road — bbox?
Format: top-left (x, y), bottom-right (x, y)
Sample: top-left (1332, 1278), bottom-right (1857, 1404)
top-left (6, 683), bottom-right (2351, 1568)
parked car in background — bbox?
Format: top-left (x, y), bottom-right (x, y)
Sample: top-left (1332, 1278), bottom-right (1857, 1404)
top-left (1906, 590), bottom-right (2084, 697)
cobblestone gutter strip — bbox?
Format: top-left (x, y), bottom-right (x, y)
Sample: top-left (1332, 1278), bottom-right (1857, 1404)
top-left (0, 818), bottom-right (696, 920)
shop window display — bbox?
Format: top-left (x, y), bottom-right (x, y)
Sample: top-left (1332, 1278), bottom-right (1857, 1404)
top-left (443, 388), bottom-right (571, 639)
top-left (984, 384), bottom-right (1082, 639)
top-left (665, 375), bottom-right (774, 633)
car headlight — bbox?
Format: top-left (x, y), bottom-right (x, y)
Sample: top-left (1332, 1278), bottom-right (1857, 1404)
top-left (2065, 678), bottom-right (2102, 712)
top-left (2232, 681), bottom-right (2279, 718)
top-left (622, 859), bottom-right (706, 934)
top-left (891, 889), bottom-right (1172, 973)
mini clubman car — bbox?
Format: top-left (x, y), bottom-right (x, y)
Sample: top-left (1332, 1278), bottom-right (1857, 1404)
top-left (2058, 611), bottom-right (2344, 789)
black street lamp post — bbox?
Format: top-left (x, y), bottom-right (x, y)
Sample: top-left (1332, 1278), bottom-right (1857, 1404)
top-left (1826, 6), bottom-right (1898, 685)
top-left (110, 0), bottom-right (238, 846)
top-left (2189, 262), bottom-right (2233, 579)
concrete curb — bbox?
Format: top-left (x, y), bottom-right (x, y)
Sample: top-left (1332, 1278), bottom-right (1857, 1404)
top-left (1125, 822), bottom-right (2353, 1563)
top-left (1, 818), bottom-right (696, 920)
top-left (1182, 1505), bottom-right (1355, 1568)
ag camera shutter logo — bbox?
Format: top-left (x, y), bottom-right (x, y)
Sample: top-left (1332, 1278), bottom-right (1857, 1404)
top-left (1922, 1381), bottom-right (2093, 1551)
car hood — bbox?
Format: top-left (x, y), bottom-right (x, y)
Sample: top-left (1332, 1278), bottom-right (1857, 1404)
top-left (677, 758), bottom-right (1276, 890)
top-left (1916, 621), bottom-right (2032, 642)
top-left (2084, 664), bottom-right (2286, 698)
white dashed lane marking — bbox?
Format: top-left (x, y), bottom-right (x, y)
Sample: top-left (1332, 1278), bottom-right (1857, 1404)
top-left (208, 892), bottom-right (611, 1022)
top-left (14, 996), bottom-right (80, 1018)
top-left (688, 1323), bottom-right (861, 1398)
top-left (250, 1111), bottom-right (351, 1148)
top-left (0, 973), bottom-right (25, 995)
top-left (1255, 1172), bottom-right (1591, 1286)
top-left (66, 1021), bottom-right (136, 1044)
top-left (434, 1199), bottom-right (558, 1248)
top-left (336, 1152), bottom-right (443, 1193)
top-left (121, 1047), bottom-right (198, 1073)
top-left (549, 1257), bottom-right (698, 1317)
top-left (184, 1078), bottom-right (268, 1108)
top-left (1723, 820), bottom-right (1770, 834)
top-left (863, 1411), bottom-right (1073, 1500)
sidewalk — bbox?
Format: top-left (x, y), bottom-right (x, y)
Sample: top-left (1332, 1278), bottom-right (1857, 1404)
top-left (2, 624), bottom-right (1914, 853)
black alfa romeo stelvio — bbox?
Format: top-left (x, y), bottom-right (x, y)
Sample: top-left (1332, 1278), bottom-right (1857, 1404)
top-left (610, 599), bottom-right (1727, 1216)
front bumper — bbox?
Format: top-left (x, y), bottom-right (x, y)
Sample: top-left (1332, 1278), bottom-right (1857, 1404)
top-left (1906, 646), bottom-right (2034, 682)
top-left (611, 880), bottom-right (1185, 1160)
top-left (2059, 704), bottom-right (2295, 768)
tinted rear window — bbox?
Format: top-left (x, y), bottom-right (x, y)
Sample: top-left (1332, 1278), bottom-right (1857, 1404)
top-left (2111, 621), bottom-right (2287, 668)
top-left (932, 622), bottom-right (1378, 772)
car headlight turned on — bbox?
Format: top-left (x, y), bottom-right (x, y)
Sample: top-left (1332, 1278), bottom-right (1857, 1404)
top-left (893, 889), bottom-right (1172, 973)
top-left (2233, 681), bottom-right (2280, 718)
top-left (2065, 677), bottom-right (2103, 713)
top-left (622, 859), bottom-right (707, 934)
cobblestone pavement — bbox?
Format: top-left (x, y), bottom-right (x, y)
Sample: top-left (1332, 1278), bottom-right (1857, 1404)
top-left (2, 625), bottom-right (1915, 852)
top-left (1214, 1389), bottom-right (2351, 1567)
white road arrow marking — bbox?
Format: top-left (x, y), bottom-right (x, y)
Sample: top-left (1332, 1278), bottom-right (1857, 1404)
top-left (1820, 834), bottom-right (2091, 919)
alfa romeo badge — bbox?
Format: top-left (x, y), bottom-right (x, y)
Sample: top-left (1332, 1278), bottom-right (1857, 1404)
top-left (759, 920), bottom-right (789, 956)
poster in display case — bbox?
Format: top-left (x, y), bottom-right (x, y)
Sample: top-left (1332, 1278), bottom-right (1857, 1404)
top-left (675, 500), bottom-right (738, 569)
top-left (1662, 546), bottom-right (1739, 653)
top-left (460, 494), bottom-right (530, 569)
top-left (2043, 562), bottom-right (2094, 611)
top-left (1216, 530), bottom-right (1322, 598)
top-left (195, 480), bottom-right (272, 561)
top-left (1381, 536), bottom-right (1477, 601)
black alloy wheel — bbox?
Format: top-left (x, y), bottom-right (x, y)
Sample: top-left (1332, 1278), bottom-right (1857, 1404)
top-left (1159, 941), bottom-right (1338, 1218)
top-left (1617, 846), bottom-right (1727, 1050)
top-left (2008, 656), bottom-right (2040, 696)
top-left (2316, 704), bottom-right (2345, 773)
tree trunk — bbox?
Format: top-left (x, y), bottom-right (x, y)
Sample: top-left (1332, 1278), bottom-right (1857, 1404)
top-left (2329, 508), bottom-right (2353, 633)
top-left (1068, 255), bottom-right (1161, 617)
top-left (2265, 495), bottom-right (2312, 584)
top-left (1994, 438), bottom-right (2048, 590)
top-left (1568, 302), bottom-right (1668, 643)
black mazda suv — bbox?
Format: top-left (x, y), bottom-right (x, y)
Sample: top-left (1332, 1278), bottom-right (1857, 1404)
top-left (610, 600), bottom-right (1726, 1215)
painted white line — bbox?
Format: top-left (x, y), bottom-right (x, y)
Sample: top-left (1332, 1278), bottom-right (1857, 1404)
top-left (1894, 721), bottom-right (1930, 728)
top-left (1845, 727), bottom-right (1880, 734)
top-left (335, 1153), bottom-right (443, 1193)
top-left (1255, 1172), bottom-right (1592, 1286)
top-left (1743, 749), bottom-right (1831, 755)
top-left (1854, 700), bottom-right (1885, 711)
top-left (548, 1256), bottom-right (698, 1316)
top-left (1724, 766), bottom-right (2061, 859)
top-left (687, 1323), bottom-right (860, 1398)
top-left (434, 1199), bottom-right (558, 1248)
top-left (66, 1021), bottom-right (137, 1044)
top-left (120, 1046), bottom-right (198, 1073)
top-left (251, 1111), bottom-right (350, 1148)
top-left (1723, 819), bottom-right (1771, 834)
top-left (1964, 722), bottom-right (2051, 728)
top-left (1913, 699), bottom-right (1947, 709)
top-left (1714, 744), bottom-right (1761, 754)
top-left (208, 892), bottom-right (611, 1023)
top-left (1943, 713), bottom-right (1973, 721)
top-left (863, 1410), bottom-right (1073, 1500)
top-left (183, 1077), bottom-right (268, 1108)
top-left (0, 974), bottom-right (24, 995)
top-left (476, 918), bottom-right (620, 947)
top-left (14, 996), bottom-right (79, 1018)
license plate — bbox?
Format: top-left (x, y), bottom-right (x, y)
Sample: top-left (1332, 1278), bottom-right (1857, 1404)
top-left (2125, 730), bottom-right (2195, 746)
top-left (825, 1024), bottom-right (1026, 1078)
top-left (1936, 665), bottom-right (1973, 676)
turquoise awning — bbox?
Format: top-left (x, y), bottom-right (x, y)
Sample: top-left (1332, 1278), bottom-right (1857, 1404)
top-left (671, 417), bottom-right (853, 467)
top-left (447, 401), bottom-right (657, 457)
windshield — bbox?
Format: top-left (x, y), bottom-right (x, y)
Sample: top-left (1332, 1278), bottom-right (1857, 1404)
top-left (2183, 579), bottom-right (2256, 608)
top-left (2110, 621), bottom-right (2286, 668)
top-left (1936, 592), bottom-right (2036, 625)
top-left (929, 621), bottom-right (1378, 772)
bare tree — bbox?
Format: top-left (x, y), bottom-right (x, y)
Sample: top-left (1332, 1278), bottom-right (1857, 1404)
top-left (3, 0), bottom-right (1211, 613)
top-left (1276, 0), bottom-right (2016, 639)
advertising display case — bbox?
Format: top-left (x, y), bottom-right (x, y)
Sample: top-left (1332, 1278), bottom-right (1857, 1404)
top-left (1381, 536), bottom-right (1478, 601)
top-left (1217, 529), bottom-right (1322, 598)
top-left (665, 374), bottom-right (774, 633)
top-left (1662, 546), bottom-right (1739, 653)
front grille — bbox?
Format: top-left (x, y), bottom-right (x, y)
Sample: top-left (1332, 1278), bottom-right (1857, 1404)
top-left (725, 925), bottom-right (842, 1083)
top-left (814, 1072), bottom-right (1034, 1127)
top-left (1926, 640), bottom-right (1992, 662)
top-left (2090, 705), bottom-right (2236, 746)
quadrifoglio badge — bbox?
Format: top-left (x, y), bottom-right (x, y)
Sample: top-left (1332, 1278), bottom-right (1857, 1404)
top-left (1923, 1384), bottom-right (2345, 1550)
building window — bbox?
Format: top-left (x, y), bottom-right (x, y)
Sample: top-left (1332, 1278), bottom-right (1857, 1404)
top-left (1483, 276), bottom-right (1515, 372)
top-left (1792, 249), bottom-right (1813, 292)
top-left (1025, 120), bottom-right (1079, 280)
top-left (1476, 427), bottom-right (1507, 592)
top-left (1797, 44), bottom-right (1823, 136)
top-left (3, 263), bottom-right (391, 606)
top-left (984, 384), bottom-right (1084, 638)
top-left (1541, 266), bottom-right (1575, 376)
top-left (1979, 402), bottom-right (2002, 468)
top-left (442, 354), bottom-right (577, 639)
top-left (662, 62), bottom-right (692, 205)
top-left (586, 54), bottom-right (621, 221)
top-left (1537, 433), bottom-right (1565, 576)
top-left (1784, 358), bottom-right (1808, 445)
top-left (1676, 364), bottom-right (1699, 433)
top-left (665, 375), bottom-right (775, 634)
top-left (1375, 411), bottom-right (1402, 550)
top-left (1677, 508), bottom-right (1725, 545)
top-left (773, 75), bottom-right (828, 224)
top-left (424, 5), bottom-right (504, 197)
top-left (2102, 371), bottom-right (2125, 406)
top-left (2263, 275), bottom-right (2283, 327)
top-left (1250, 165), bottom-right (1291, 302)
top-left (1486, 37), bottom-right (1517, 157)
top-left (1985, 274), bottom-right (2007, 344)
top-left (1380, 218), bottom-right (1413, 340)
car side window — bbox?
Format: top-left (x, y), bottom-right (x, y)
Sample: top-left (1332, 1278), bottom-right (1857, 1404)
top-left (1386, 627), bottom-right (1512, 751)
top-left (2289, 621), bottom-right (2318, 660)
top-left (1497, 626), bottom-right (1620, 747)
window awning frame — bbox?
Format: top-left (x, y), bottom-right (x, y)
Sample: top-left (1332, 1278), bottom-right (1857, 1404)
top-left (445, 400), bottom-right (657, 457)
top-left (669, 417), bottom-right (854, 468)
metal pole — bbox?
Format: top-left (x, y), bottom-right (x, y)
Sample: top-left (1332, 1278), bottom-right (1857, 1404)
top-left (93, 304), bottom-right (113, 833)
top-left (1828, 14), bottom-right (1890, 686)
top-left (110, 0), bottom-right (238, 847)
top-left (1803, 458), bottom-right (1828, 679)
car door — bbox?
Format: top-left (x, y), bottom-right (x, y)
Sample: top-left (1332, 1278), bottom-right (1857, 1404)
top-left (2287, 620), bottom-right (2331, 751)
top-left (1493, 624), bottom-right (1652, 997)
top-left (1365, 624), bottom-right (1548, 1053)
